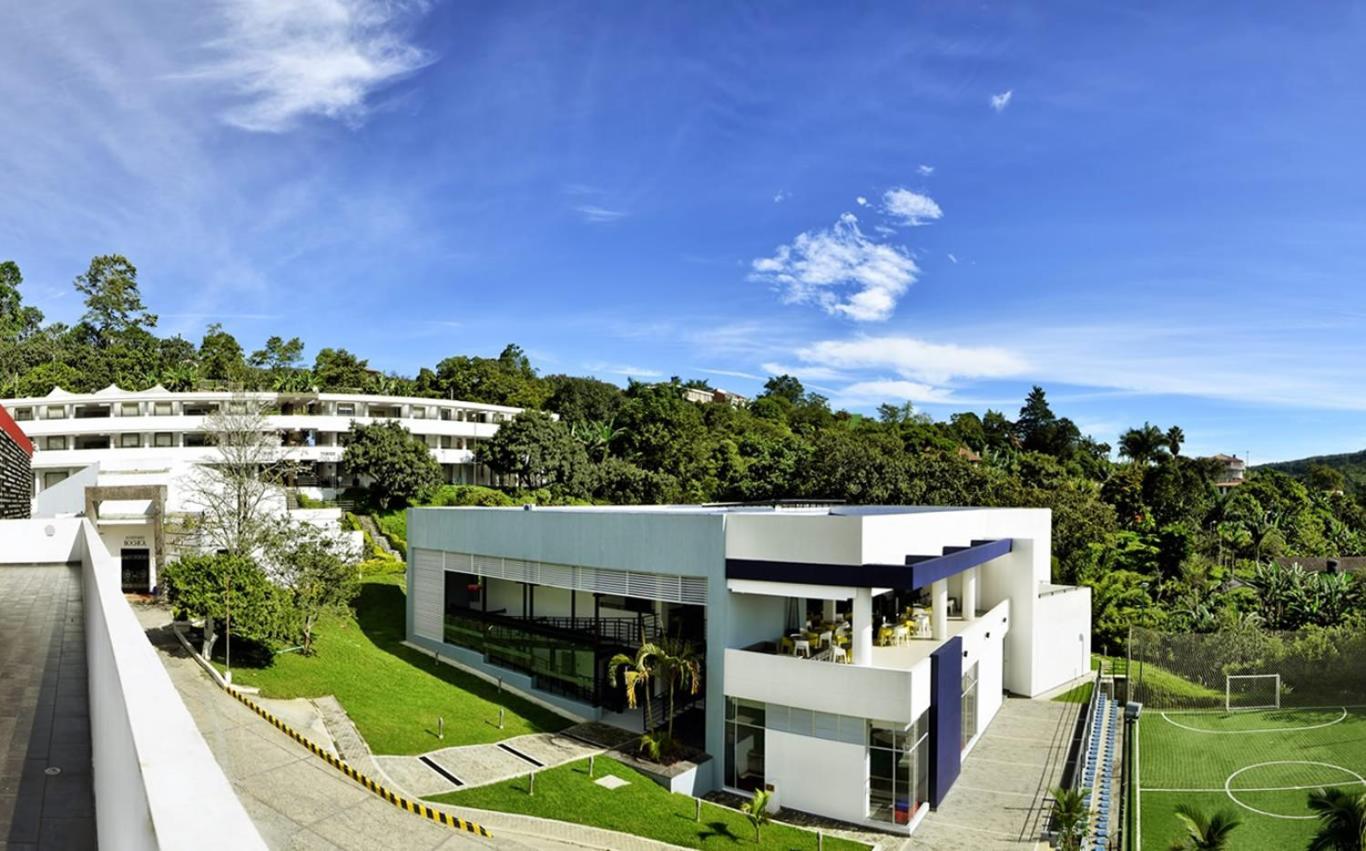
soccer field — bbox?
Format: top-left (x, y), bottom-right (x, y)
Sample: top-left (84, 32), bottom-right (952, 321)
top-left (1134, 706), bottom-right (1366, 850)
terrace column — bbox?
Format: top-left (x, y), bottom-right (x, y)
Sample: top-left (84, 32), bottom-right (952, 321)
top-left (962, 566), bottom-right (977, 622)
top-left (822, 599), bottom-right (835, 623)
top-left (852, 587), bottom-right (874, 666)
top-left (932, 579), bottom-right (949, 640)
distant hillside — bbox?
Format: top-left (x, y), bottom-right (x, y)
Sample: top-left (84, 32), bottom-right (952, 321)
top-left (1260, 449), bottom-right (1366, 492)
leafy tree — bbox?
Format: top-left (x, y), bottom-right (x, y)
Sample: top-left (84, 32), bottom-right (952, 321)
top-left (1166, 425), bottom-right (1186, 457)
top-left (161, 553), bottom-right (287, 660)
top-left (420, 344), bottom-right (548, 408)
top-left (650, 638), bottom-right (702, 744)
top-left (1309, 463), bottom-right (1349, 494)
top-left (543, 374), bottom-right (624, 424)
top-left (609, 643), bottom-right (660, 740)
top-left (264, 520), bottom-right (360, 655)
top-left (198, 323), bottom-right (250, 385)
top-left (759, 374), bottom-right (805, 405)
top-left (1120, 422), bottom-right (1171, 466)
top-left (73, 254), bottom-right (157, 346)
top-left (593, 457), bottom-right (682, 504)
top-left (343, 420), bottom-right (442, 509)
top-left (0, 260), bottom-right (44, 342)
top-left (312, 347), bottom-right (370, 391)
top-left (1167, 803), bottom-right (1241, 850)
top-left (477, 410), bottom-right (592, 496)
top-left (249, 335), bottom-right (305, 372)
top-left (1306, 786), bottom-right (1366, 851)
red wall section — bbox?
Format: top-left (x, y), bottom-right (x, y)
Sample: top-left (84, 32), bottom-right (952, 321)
top-left (0, 403), bottom-right (34, 456)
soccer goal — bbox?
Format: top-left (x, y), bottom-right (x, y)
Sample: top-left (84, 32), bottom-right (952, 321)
top-left (1226, 673), bottom-right (1281, 712)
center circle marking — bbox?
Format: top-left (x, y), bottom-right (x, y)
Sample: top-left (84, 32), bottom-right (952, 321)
top-left (1223, 761), bottom-right (1366, 820)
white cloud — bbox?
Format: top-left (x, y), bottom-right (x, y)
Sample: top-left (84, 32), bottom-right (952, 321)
top-left (760, 362), bottom-right (849, 382)
top-left (990, 89), bottom-right (1014, 112)
top-left (699, 367), bottom-right (765, 381)
top-left (917, 164), bottom-right (935, 176)
top-left (575, 205), bottom-right (628, 223)
top-left (773, 190), bottom-right (789, 203)
top-left (856, 196), bottom-right (868, 206)
top-left (882, 188), bottom-right (943, 227)
top-left (750, 213), bottom-right (920, 322)
top-left (194, 0), bottom-right (434, 132)
top-left (586, 362), bottom-right (662, 378)
top-left (834, 380), bottom-right (953, 405)
top-left (947, 253), bottom-right (958, 264)
top-left (795, 336), bottom-right (1027, 385)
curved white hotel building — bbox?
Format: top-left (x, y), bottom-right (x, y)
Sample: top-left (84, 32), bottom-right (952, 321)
top-left (2, 385), bottom-right (524, 498)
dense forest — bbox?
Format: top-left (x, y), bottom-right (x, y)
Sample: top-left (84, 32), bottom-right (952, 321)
top-left (5, 255), bottom-right (1366, 646)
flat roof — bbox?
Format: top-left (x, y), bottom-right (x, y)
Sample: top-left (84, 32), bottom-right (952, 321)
top-left (412, 503), bottom-right (1006, 517)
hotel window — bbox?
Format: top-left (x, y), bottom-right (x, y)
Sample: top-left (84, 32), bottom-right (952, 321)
top-left (154, 432), bottom-right (174, 448)
top-left (13, 407), bottom-right (32, 421)
top-left (183, 402), bottom-right (215, 416)
top-left (43, 471), bottom-right (68, 489)
top-left (723, 698), bottom-right (765, 792)
top-left (961, 662), bottom-right (979, 749)
top-left (336, 403), bottom-right (355, 417)
top-left (45, 405), bottom-right (66, 419)
top-left (120, 402), bottom-right (141, 416)
top-left (153, 401), bottom-right (173, 416)
top-left (184, 432), bottom-right (208, 447)
top-left (44, 436), bottom-right (67, 451)
top-left (120, 433), bottom-right (142, 448)
top-left (869, 712), bottom-right (929, 827)
top-left (411, 407), bottom-right (426, 419)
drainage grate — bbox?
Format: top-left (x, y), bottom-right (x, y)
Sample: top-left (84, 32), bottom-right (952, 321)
top-left (497, 743), bottom-right (544, 767)
top-left (419, 756), bottom-right (464, 787)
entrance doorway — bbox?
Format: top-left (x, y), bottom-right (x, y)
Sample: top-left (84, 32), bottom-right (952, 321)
top-left (120, 548), bottom-right (151, 592)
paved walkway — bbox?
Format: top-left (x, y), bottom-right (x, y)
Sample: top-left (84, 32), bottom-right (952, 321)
top-left (902, 696), bottom-right (1081, 850)
top-left (375, 731), bottom-right (603, 798)
top-left (0, 565), bottom-right (95, 850)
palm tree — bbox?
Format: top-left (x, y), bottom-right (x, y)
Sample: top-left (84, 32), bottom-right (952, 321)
top-left (652, 638), bottom-right (702, 744)
top-left (571, 419), bottom-right (625, 462)
top-left (1048, 786), bottom-right (1089, 851)
top-left (608, 643), bottom-right (660, 735)
top-left (1167, 803), bottom-right (1241, 850)
top-left (1306, 786), bottom-right (1366, 851)
top-left (1119, 422), bottom-right (1170, 465)
top-left (742, 788), bottom-right (772, 844)
top-left (1166, 425), bottom-right (1186, 457)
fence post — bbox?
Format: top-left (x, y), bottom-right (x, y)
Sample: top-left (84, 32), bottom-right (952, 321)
top-left (589, 754), bottom-right (595, 778)
top-left (499, 707), bottom-right (505, 730)
top-left (529, 770), bottom-right (535, 797)
top-left (695, 797), bottom-right (701, 823)
top-left (438, 716), bottom-right (444, 740)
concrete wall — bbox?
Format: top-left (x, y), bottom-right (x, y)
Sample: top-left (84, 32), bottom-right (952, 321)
top-left (764, 729), bottom-right (868, 823)
top-left (32, 462), bottom-right (98, 517)
top-left (1033, 586), bottom-right (1092, 694)
top-left (724, 649), bottom-right (919, 724)
top-left (0, 517), bottom-right (86, 563)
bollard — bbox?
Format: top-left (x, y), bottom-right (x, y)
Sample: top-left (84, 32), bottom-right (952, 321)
top-left (818, 830), bottom-right (823, 851)
top-left (589, 754), bottom-right (595, 778)
top-left (499, 707), bottom-right (505, 730)
top-left (529, 770), bottom-right (535, 797)
top-left (695, 797), bottom-right (701, 823)
top-left (438, 716), bottom-right (444, 740)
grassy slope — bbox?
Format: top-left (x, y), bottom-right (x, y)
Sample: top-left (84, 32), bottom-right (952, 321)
top-left (429, 758), bottom-right (868, 851)
top-left (1137, 707), bottom-right (1366, 850)
top-left (224, 574), bottom-right (569, 754)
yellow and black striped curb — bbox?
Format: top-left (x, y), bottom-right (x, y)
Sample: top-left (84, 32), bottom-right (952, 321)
top-left (223, 686), bottom-right (492, 838)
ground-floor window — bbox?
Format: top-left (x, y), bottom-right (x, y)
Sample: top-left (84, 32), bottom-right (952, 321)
top-left (869, 712), bottom-right (929, 826)
top-left (961, 662), bottom-right (979, 749)
top-left (724, 697), bottom-right (766, 792)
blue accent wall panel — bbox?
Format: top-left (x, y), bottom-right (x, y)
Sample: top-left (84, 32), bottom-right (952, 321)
top-left (929, 637), bottom-right (963, 807)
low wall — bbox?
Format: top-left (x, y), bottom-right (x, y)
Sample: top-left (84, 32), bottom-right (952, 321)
top-left (77, 520), bottom-right (265, 849)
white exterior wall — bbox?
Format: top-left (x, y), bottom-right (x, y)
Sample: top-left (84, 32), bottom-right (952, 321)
top-left (957, 599), bottom-right (1010, 744)
top-left (724, 648), bottom-right (923, 724)
top-left (764, 730), bottom-right (868, 823)
top-left (1032, 586), bottom-right (1092, 691)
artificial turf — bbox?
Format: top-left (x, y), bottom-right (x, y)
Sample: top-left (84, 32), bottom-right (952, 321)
top-left (1135, 706), bottom-right (1366, 850)
top-left (220, 573), bottom-right (570, 754)
top-left (428, 757), bottom-right (869, 851)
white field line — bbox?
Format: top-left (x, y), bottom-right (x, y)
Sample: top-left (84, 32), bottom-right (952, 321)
top-left (1159, 707), bottom-right (1347, 734)
top-left (1145, 780), bottom-right (1366, 794)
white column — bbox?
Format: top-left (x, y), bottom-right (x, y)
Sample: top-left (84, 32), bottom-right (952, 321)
top-left (853, 587), bottom-right (874, 666)
top-left (822, 599), bottom-right (835, 623)
top-left (932, 579), bottom-right (948, 640)
top-left (963, 566), bottom-right (978, 621)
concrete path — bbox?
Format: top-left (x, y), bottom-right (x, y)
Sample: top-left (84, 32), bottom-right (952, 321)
top-left (901, 696), bottom-right (1081, 850)
top-left (374, 731), bottom-right (604, 797)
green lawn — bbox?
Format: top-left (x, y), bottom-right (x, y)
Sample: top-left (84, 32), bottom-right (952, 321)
top-left (1136, 707), bottom-right (1366, 850)
top-left (223, 574), bottom-right (569, 754)
top-left (429, 758), bottom-right (868, 851)
top-left (1052, 680), bottom-right (1094, 704)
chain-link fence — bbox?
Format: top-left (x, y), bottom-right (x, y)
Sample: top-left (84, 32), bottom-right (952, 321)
top-left (1127, 626), bottom-right (1366, 710)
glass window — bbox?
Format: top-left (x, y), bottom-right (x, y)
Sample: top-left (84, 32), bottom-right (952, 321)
top-left (153, 402), bottom-right (173, 416)
top-left (869, 713), bottom-right (929, 827)
top-left (336, 403), bottom-right (355, 416)
top-left (120, 402), bottom-right (140, 416)
top-left (44, 436), bottom-right (67, 450)
top-left (120, 433), bottom-right (141, 448)
top-left (43, 471), bottom-right (68, 489)
top-left (45, 405), bottom-right (66, 419)
top-left (13, 407), bottom-right (32, 421)
top-left (154, 432), bottom-right (174, 447)
top-left (962, 662), bottom-right (979, 750)
top-left (411, 407), bottom-right (426, 419)
top-left (184, 433), bottom-right (208, 447)
top-left (724, 697), bottom-right (765, 792)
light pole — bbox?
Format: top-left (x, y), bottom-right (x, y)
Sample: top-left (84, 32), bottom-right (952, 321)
top-left (225, 568), bottom-right (233, 684)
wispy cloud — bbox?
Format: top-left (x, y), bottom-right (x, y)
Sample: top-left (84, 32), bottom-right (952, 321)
top-left (773, 190), bottom-right (789, 204)
top-left (947, 253), bottom-right (958, 264)
top-left (855, 196), bottom-right (868, 206)
top-left (698, 367), bottom-right (766, 381)
top-left (760, 362), bottom-right (849, 382)
top-left (834, 380), bottom-right (954, 406)
top-left (586, 362), bottom-right (662, 378)
top-left (750, 213), bottom-right (920, 322)
top-left (882, 188), bottom-right (943, 227)
top-left (990, 89), bottom-right (1014, 112)
top-left (917, 164), bottom-right (935, 176)
top-left (795, 336), bottom-right (1027, 385)
top-left (192, 0), bottom-right (435, 132)
top-left (575, 205), bottom-right (628, 223)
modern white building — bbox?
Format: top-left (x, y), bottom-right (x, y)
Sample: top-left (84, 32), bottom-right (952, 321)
top-left (3, 385), bottom-right (524, 499)
top-left (405, 503), bottom-right (1091, 835)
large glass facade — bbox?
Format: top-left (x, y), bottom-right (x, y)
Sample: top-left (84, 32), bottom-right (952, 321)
top-left (724, 698), bottom-right (766, 792)
top-left (961, 662), bottom-right (979, 749)
top-left (869, 712), bottom-right (929, 827)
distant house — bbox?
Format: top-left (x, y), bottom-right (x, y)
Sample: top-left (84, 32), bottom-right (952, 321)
top-left (1205, 453), bottom-right (1247, 488)
top-left (681, 386), bottom-right (750, 407)
top-left (1273, 556), bottom-right (1366, 575)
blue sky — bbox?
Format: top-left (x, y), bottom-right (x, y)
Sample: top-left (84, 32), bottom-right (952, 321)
top-left (4, 2), bottom-right (1366, 463)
